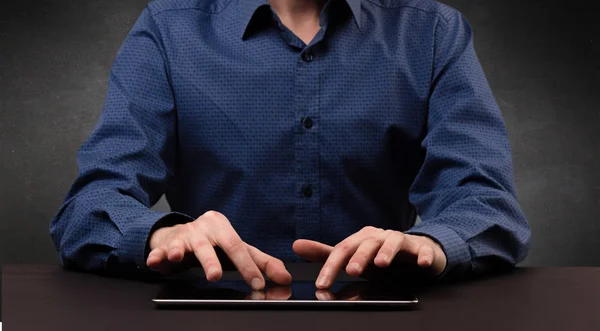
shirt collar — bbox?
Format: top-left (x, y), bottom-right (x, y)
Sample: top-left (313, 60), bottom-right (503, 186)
top-left (345, 0), bottom-right (362, 29)
top-left (237, 0), bottom-right (270, 40)
top-left (238, 0), bottom-right (363, 40)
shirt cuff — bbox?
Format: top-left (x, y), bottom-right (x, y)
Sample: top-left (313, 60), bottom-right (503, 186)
top-left (405, 222), bottom-right (471, 281)
top-left (116, 210), bottom-right (195, 274)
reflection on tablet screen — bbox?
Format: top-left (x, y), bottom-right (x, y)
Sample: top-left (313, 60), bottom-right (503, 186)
top-left (155, 279), bottom-right (417, 302)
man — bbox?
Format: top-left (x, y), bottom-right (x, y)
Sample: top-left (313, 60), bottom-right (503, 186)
top-left (50, 0), bottom-right (530, 291)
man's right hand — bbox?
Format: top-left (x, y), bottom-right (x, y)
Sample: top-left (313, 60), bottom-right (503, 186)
top-left (146, 210), bottom-right (292, 290)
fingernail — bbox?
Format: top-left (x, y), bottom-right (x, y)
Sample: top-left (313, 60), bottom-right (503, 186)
top-left (315, 291), bottom-right (328, 301)
top-left (348, 262), bottom-right (361, 271)
top-left (316, 276), bottom-right (328, 288)
top-left (378, 254), bottom-right (389, 263)
top-left (207, 267), bottom-right (219, 277)
top-left (251, 278), bottom-right (264, 291)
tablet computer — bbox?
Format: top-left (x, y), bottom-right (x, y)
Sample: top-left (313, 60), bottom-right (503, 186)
top-left (153, 279), bottom-right (418, 309)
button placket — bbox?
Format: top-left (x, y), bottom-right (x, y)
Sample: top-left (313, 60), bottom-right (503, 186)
top-left (293, 46), bottom-right (321, 240)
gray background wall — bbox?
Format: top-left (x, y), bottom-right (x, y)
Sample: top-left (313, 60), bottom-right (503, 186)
top-left (0, 0), bottom-right (598, 270)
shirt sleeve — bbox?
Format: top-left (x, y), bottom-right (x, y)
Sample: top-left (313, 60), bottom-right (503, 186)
top-left (405, 10), bottom-right (531, 280)
top-left (49, 7), bottom-right (194, 277)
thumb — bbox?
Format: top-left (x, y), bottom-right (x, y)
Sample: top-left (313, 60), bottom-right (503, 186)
top-left (292, 239), bottom-right (334, 262)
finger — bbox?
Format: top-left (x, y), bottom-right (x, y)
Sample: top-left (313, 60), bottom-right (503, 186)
top-left (266, 286), bottom-right (292, 300)
top-left (166, 238), bottom-right (187, 262)
top-left (146, 247), bottom-right (168, 271)
top-left (188, 235), bottom-right (222, 282)
top-left (346, 238), bottom-right (383, 277)
top-left (374, 231), bottom-right (420, 267)
top-left (247, 244), bottom-right (292, 285)
top-left (212, 228), bottom-right (264, 290)
top-left (147, 248), bottom-right (183, 275)
top-left (316, 234), bottom-right (367, 290)
top-left (417, 244), bottom-right (436, 268)
top-left (292, 239), bottom-right (333, 262)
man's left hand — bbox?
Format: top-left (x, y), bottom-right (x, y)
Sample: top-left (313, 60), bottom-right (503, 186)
top-left (293, 226), bottom-right (447, 289)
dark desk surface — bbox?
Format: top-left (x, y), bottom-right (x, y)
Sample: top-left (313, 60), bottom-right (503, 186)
top-left (3, 265), bottom-right (600, 331)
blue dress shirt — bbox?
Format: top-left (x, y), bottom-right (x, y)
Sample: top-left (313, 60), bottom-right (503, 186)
top-left (50, 0), bottom-right (530, 279)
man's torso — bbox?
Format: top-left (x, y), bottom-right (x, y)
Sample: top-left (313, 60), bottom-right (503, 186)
top-left (142, 0), bottom-right (454, 259)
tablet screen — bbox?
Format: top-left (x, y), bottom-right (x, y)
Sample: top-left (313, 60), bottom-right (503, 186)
top-left (153, 279), bottom-right (418, 308)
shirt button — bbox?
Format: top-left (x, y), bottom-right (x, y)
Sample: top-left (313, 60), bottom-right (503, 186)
top-left (302, 117), bottom-right (313, 129)
top-left (302, 51), bottom-right (314, 62)
top-left (301, 184), bottom-right (313, 197)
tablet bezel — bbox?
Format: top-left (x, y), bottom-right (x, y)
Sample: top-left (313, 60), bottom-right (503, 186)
top-left (152, 279), bottom-right (419, 309)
